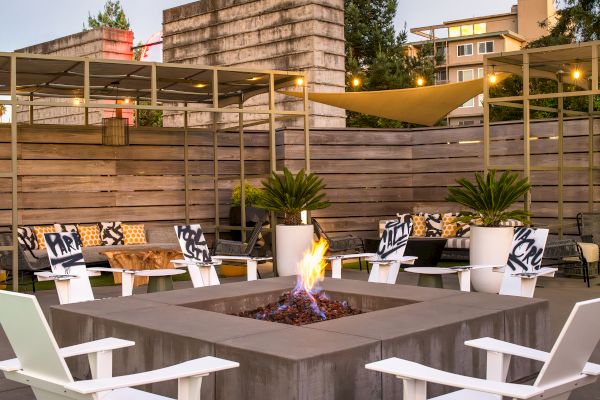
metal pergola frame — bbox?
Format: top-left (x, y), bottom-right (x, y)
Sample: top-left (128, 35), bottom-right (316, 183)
top-left (0, 52), bottom-right (311, 291)
top-left (482, 41), bottom-right (600, 236)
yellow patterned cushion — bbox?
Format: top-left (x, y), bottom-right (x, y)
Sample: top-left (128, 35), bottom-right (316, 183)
top-left (34, 225), bottom-right (56, 250)
top-left (411, 214), bottom-right (426, 237)
top-left (122, 224), bottom-right (146, 245)
top-left (77, 224), bottom-right (102, 247)
top-left (442, 213), bottom-right (460, 238)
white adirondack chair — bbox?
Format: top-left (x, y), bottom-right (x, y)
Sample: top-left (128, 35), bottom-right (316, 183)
top-left (0, 290), bottom-right (238, 400)
top-left (36, 232), bottom-right (137, 304)
top-left (327, 221), bottom-right (417, 283)
top-left (173, 225), bottom-right (222, 287)
top-left (366, 297), bottom-right (600, 400)
top-left (452, 227), bottom-right (557, 297)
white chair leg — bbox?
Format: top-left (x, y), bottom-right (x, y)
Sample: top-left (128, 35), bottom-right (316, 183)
top-left (88, 350), bottom-right (113, 379)
top-left (402, 378), bottom-right (427, 400)
top-left (520, 277), bottom-right (538, 298)
top-left (457, 270), bottom-right (471, 292)
top-left (121, 272), bottom-right (134, 297)
top-left (187, 265), bottom-right (205, 288)
top-left (368, 263), bottom-right (381, 283)
top-left (55, 280), bottom-right (71, 305)
top-left (247, 260), bottom-right (258, 281)
top-left (486, 350), bottom-right (511, 382)
top-left (386, 262), bottom-right (400, 284)
top-left (200, 266), bottom-right (220, 287)
top-left (368, 262), bottom-right (397, 284)
top-left (178, 374), bottom-right (206, 400)
top-left (331, 258), bottom-right (342, 279)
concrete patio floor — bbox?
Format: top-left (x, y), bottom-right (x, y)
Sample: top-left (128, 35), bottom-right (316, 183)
top-left (1, 265), bottom-right (599, 400)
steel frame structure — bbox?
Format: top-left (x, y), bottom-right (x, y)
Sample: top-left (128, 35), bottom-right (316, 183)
top-left (0, 52), bottom-right (310, 291)
top-left (482, 41), bottom-right (600, 237)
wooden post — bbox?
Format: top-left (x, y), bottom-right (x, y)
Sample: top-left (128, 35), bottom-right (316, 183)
top-left (239, 94), bottom-right (246, 242)
top-left (269, 73), bottom-right (278, 276)
top-left (10, 55), bottom-right (18, 291)
top-left (184, 103), bottom-right (190, 224)
top-left (523, 52), bottom-right (531, 213)
top-left (84, 60), bottom-right (90, 126)
top-left (589, 44), bottom-right (598, 213)
top-left (558, 79), bottom-right (564, 238)
top-left (213, 69), bottom-right (220, 240)
top-left (28, 94), bottom-right (33, 124)
top-left (483, 58), bottom-right (490, 174)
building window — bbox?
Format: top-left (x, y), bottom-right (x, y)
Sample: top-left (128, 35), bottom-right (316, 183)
top-left (478, 68), bottom-right (484, 78)
top-left (461, 25), bottom-right (473, 36)
top-left (457, 43), bottom-right (473, 57)
top-left (436, 70), bottom-right (448, 83)
top-left (474, 23), bottom-right (487, 35)
top-left (449, 26), bottom-right (461, 37)
top-left (458, 69), bottom-right (474, 82)
top-left (478, 41), bottom-right (494, 54)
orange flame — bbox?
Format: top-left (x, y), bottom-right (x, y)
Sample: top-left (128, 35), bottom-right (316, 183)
top-left (296, 237), bottom-right (329, 294)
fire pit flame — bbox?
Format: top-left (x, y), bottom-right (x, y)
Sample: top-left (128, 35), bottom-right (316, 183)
top-left (294, 237), bottom-right (329, 298)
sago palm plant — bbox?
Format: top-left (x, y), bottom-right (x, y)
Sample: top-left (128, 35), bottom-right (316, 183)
top-left (446, 170), bottom-right (531, 227)
top-left (256, 167), bottom-right (330, 225)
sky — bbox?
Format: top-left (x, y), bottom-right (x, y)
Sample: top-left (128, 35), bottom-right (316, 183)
top-left (0, 0), bottom-right (519, 55)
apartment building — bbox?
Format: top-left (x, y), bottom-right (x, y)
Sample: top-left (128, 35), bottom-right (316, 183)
top-left (408, 0), bottom-right (556, 126)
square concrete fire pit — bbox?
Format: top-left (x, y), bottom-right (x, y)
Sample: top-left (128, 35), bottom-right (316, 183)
top-left (50, 277), bottom-right (549, 400)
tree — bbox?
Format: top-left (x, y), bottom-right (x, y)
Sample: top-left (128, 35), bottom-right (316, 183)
top-left (84, 0), bottom-right (130, 31)
top-left (0, 105), bottom-right (5, 119)
top-left (344, 0), bottom-right (439, 127)
top-left (530, 0), bottom-right (600, 46)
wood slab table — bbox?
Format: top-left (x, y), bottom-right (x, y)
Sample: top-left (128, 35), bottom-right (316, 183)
top-left (100, 248), bottom-right (183, 287)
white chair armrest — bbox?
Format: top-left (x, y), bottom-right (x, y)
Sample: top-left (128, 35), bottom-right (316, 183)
top-left (450, 264), bottom-right (504, 271)
top-left (365, 358), bottom-right (543, 399)
top-left (512, 267), bottom-right (558, 279)
top-left (465, 337), bottom-right (600, 376)
top-left (64, 356), bottom-right (239, 394)
top-left (87, 267), bottom-right (135, 274)
top-left (171, 259), bottom-right (222, 267)
top-left (366, 256), bottom-right (418, 264)
top-left (34, 271), bottom-right (78, 281)
top-left (326, 253), bottom-right (376, 261)
top-left (0, 338), bottom-right (134, 372)
top-left (212, 255), bottom-right (272, 262)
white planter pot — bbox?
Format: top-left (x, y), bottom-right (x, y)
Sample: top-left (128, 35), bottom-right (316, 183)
top-left (469, 225), bottom-right (514, 293)
top-left (275, 224), bottom-right (314, 277)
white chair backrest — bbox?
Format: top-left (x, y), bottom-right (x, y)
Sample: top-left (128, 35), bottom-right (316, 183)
top-left (377, 221), bottom-right (412, 260)
top-left (175, 225), bottom-right (212, 263)
top-left (44, 232), bottom-right (94, 303)
top-left (499, 227), bottom-right (548, 296)
top-left (0, 290), bottom-right (73, 384)
top-left (535, 298), bottom-right (600, 387)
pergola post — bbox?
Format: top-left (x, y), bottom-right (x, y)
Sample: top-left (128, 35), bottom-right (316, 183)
top-left (589, 44), bottom-right (598, 213)
top-left (558, 78), bottom-right (564, 238)
top-left (184, 103), bottom-right (190, 224)
top-left (212, 69), bottom-right (220, 240)
top-left (483, 58), bottom-right (490, 174)
top-left (84, 60), bottom-right (90, 126)
top-left (522, 52), bottom-right (531, 213)
top-left (239, 94), bottom-right (246, 242)
top-left (269, 73), bottom-right (278, 276)
top-left (10, 55), bottom-right (18, 291)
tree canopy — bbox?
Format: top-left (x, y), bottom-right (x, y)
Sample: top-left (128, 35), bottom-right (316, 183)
top-left (84, 0), bottom-right (130, 31)
top-left (344, 0), bottom-right (439, 127)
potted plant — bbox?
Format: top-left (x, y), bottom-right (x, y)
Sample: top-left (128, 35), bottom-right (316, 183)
top-left (256, 167), bottom-right (330, 276)
top-left (446, 170), bottom-right (531, 293)
top-left (229, 182), bottom-right (266, 241)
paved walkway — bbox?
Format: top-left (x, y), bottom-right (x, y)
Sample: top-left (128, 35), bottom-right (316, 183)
top-left (1, 267), bottom-right (599, 399)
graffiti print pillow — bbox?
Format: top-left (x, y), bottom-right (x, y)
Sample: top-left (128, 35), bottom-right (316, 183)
top-left (424, 213), bottom-right (443, 237)
top-left (17, 226), bottom-right (39, 250)
top-left (99, 222), bottom-right (124, 246)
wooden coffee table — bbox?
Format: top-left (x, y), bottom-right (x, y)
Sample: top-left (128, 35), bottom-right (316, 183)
top-left (101, 248), bottom-right (183, 287)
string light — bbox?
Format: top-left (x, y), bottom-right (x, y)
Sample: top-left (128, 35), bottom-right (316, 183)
top-left (416, 77), bottom-right (425, 86)
top-left (352, 77), bottom-right (361, 87)
top-left (572, 68), bottom-right (583, 80)
top-left (488, 73), bottom-right (498, 85)
top-left (73, 98), bottom-right (81, 106)
top-left (123, 98), bottom-right (131, 104)
top-left (296, 77), bottom-right (304, 86)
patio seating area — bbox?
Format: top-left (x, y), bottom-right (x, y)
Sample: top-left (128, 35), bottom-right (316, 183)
top-left (2, 41), bottom-right (600, 400)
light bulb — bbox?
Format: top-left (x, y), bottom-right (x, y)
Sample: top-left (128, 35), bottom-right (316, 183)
top-left (296, 77), bottom-right (304, 86)
top-left (352, 77), bottom-right (360, 87)
top-left (416, 77), bottom-right (425, 86)
top-left (572, 69), bottom-right (582, 80)
top-left (488, 74), bottom-right (498, 84)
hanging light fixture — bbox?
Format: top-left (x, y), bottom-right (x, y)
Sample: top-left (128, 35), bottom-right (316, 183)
top-left (102, 81), bottom-right (129, 146)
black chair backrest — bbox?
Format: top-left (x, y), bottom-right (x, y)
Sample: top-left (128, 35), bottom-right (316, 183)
top-left (311, 218), bottom-right (330, 242)
top-left (242, 213), bottom-right (269, 255)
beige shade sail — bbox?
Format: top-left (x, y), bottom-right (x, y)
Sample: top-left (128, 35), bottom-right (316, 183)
top-left (281, 78), bottom-right (486, 126)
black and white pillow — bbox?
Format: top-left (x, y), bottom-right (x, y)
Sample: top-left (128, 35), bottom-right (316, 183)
top-left (424, 213), bottom-right (443, 237)
top-left (17, 226), bottom-right (39, 250)
top-left (456, 224), bottom-right (471, 237)
top-left (396, 213), bottom-right (414, 234)
top-left (53, 224), bottom-right (78, 233)
top-left (98, 222), bottom-right (124, 246)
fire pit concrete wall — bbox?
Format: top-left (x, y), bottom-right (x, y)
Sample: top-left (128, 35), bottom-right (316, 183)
top-left (50, 277), bottom-right (550, 400)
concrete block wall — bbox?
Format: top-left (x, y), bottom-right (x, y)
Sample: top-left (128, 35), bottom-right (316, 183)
top-left (162, 0), bottom-right (346, 129)
top-left (15, 27), bottom-right (134, 125)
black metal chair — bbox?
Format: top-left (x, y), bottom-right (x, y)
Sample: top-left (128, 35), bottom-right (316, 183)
top-left (404, 237), bottom-right (447, 267)
top-left (543, 239), bottom-right (589, 287)
top-left (312, 218), bottom-right (366, 270)
top-left (214, 213), bottom-right (269, 257)
top-left (0, 232), bottom-right (51, 292)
